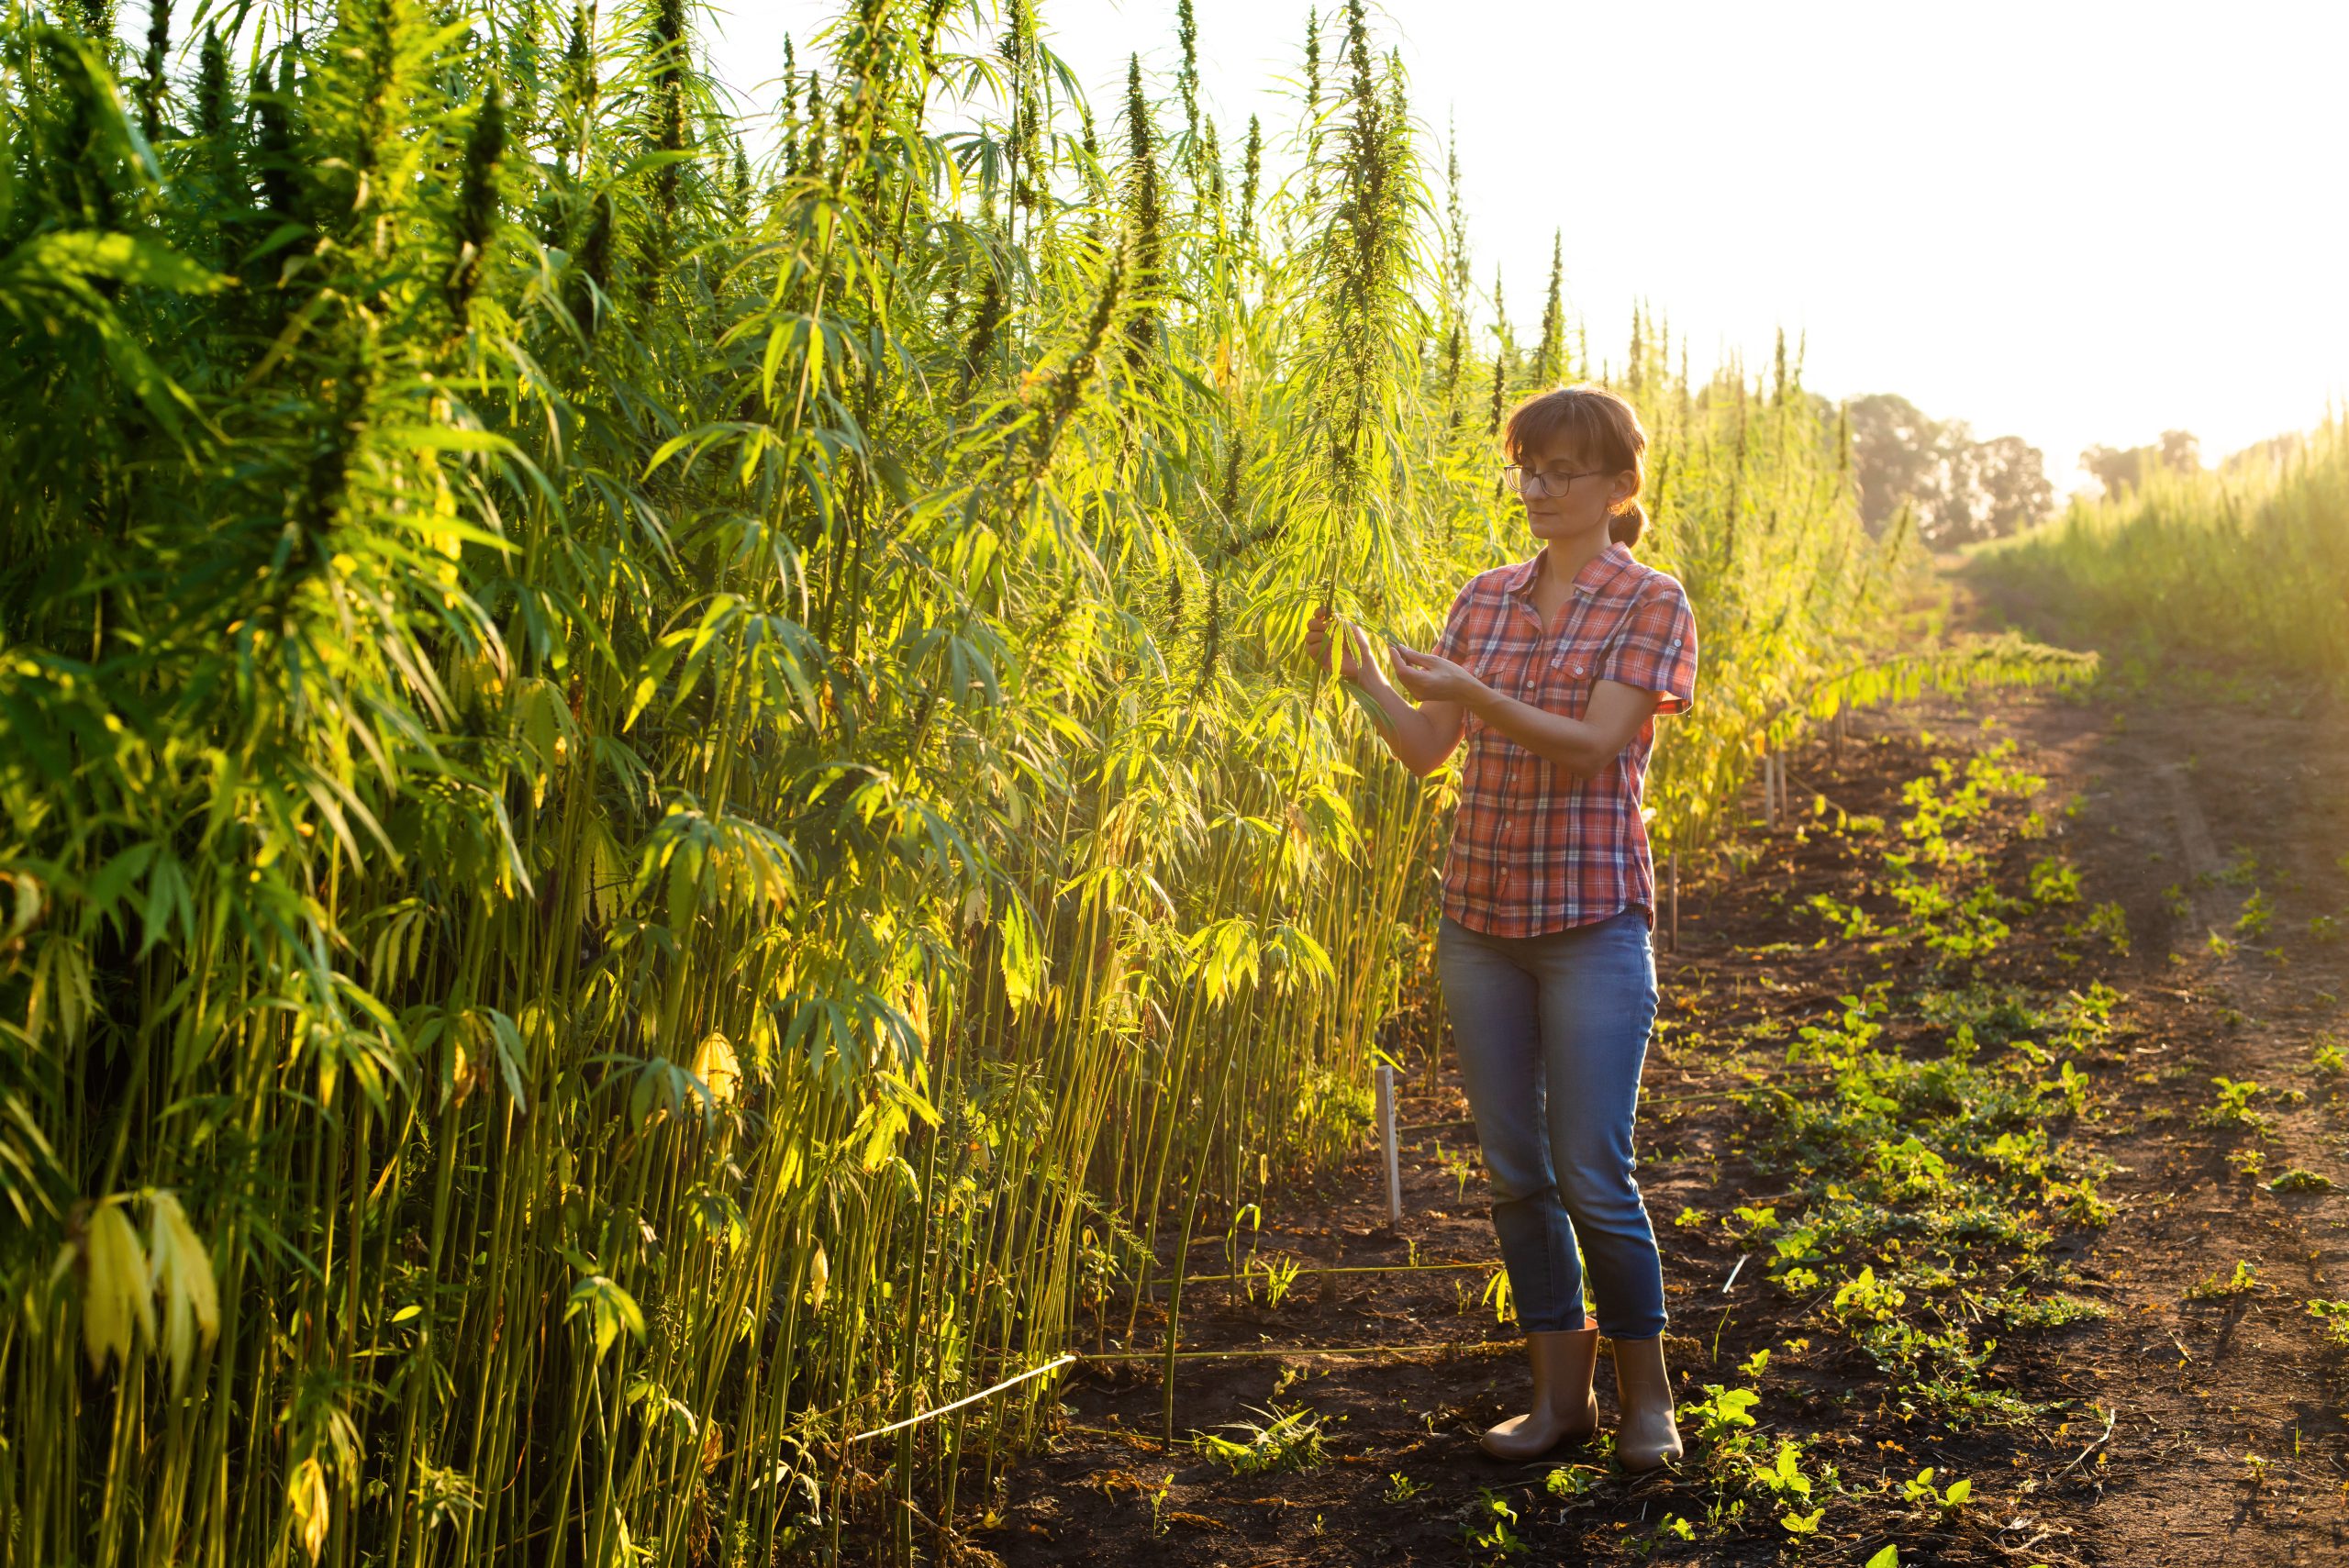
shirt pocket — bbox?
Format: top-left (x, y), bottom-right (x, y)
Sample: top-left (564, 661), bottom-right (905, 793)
top-left (1464, 639), bottom-right (1534, 739)
top-left (1541, 613), bottom-right (1622, 718)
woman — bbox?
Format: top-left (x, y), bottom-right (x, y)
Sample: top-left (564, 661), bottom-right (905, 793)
top-left (1305, 384), bottom-right (1697, 1470)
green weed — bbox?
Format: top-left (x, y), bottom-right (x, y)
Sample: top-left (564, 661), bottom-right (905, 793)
top-left (2236, 889), bottom-right (2276, 938)
top-left (1192, 1405), bottom-right (1329, 1475)
top-left (1542, 1464), bottom-right (1598, 1499)
top-left (2305, 1299), bottom-right (2349, 1347)
top-left (1463, 1489), bottom-right (1528, 1562)
top-left (1438, 1145), bottom-right (1479, 1201)
top-left (2029, 858), bottom-right (2083, 905)
top-left (1251, 1253), bottom-right (1305, 1309)
top-left (1680, 1383), bottom-right (1762, 1450)
top-left (1148, 1472), bottom-right (1175, 1535)
top-left (2200, 1076), bottom-right (2274, 1133)
top-left (2064, 900), bottom-right (2132, 954)
top-left (1901, 1466), bottom-right (1974, 1515)
top-left (2184, 1261), bottom-right (2261, 1301)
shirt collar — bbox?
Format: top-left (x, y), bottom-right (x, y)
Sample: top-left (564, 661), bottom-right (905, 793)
top-left (1504, 539), bottom-right (1634, 600)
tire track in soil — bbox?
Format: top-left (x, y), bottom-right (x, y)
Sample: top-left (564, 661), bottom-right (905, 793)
top-left (964, 590), bottom-right (2349, 1567)
top-left (1976, 610), bottom-right (2349, 1565)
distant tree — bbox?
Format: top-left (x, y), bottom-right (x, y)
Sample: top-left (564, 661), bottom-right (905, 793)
top-left (2221, 430), bottom-right (2304, 475)
top-left (1945, 433), bottom-right (2054, 544)
top-left (2079, 444), bottom-right (2143, 496)
top-left (1848, 394), bottom-right (1944, 533)
top-left (1848, 394), bottom-right (2053, 545)
top-left (2081, 430), bottom-right (2201, 498)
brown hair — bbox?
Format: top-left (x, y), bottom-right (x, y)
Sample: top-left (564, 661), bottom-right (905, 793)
top-left (1502, 383), bottom-right (1650, 548)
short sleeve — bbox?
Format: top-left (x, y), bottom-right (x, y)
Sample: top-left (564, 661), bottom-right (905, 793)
top-left (1596, 580), bottom-right (1698, 716)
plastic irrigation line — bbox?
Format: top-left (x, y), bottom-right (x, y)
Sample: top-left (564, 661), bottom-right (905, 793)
top-left (1079, 1340), bottom-right (1520, 1362)
top-left (1166, 1259), bottom-right (1497, 1285)
top-left (846, 1353), bottom-right (1078, 1444)
top-left (838, 1335), bottom-right (1521, 1443)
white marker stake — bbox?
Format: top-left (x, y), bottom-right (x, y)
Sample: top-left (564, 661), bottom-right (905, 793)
top-left (1668, 850), bottom-right (1680, 952)
top-left (1376, 1064), bottom-right (1402, 1225)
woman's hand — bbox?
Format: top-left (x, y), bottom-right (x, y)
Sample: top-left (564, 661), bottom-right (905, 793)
top-left (1305, 605), bottom-right (1374, 684)
top-left (1390, 644), bottom-right (1488, 706)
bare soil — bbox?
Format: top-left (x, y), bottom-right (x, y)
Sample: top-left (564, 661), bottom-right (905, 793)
top-left (962, 574), bottom-right (2349, 1566)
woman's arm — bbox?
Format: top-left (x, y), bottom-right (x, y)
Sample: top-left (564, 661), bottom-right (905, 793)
top-left (1458, 675), bottom-right (1664, 775)
top-left (1391, 646), bottom-right (1664, 777)
top-left (1357, 654), bottom-right (1468, 777)
top-left (1305, 610), bottom-right (1468, 777)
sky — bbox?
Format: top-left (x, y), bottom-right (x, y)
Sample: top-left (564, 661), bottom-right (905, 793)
top-left (711, 0), bottom-right (2345, 494)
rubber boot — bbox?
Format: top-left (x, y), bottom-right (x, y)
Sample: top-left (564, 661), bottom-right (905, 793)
top-left (1609, 1334), bottom-right (1685, 1472)
top-left (1480, 1316), bottom-right (1600, 1460)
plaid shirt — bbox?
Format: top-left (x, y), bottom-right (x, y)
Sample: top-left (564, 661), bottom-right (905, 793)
top-left (1432, 540), bottom-right (1699, 939)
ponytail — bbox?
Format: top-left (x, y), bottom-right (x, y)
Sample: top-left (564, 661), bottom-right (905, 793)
top-left (1608, 498), bottom-right (1646, 548)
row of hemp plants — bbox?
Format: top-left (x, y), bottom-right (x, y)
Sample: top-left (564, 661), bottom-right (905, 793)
top-left (0, 0), bottom-right (2080, 1560)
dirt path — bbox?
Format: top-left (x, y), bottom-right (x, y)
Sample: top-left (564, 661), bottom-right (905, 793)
top-left (966, 578), bottom-right (2349, 1566)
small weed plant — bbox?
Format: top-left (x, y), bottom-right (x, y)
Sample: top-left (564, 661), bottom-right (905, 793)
top-left (2185, 1261), bottom-right (2261, 1301)
top-left (1192, 1405), bottom-right (1328, 1475)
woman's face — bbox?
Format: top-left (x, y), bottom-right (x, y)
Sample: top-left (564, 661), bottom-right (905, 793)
top-left (1513, 436), bottom-right (1635, 546)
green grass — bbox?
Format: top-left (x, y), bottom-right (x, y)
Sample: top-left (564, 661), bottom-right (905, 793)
top-left (1969, 417), bottom-right (2349, 693)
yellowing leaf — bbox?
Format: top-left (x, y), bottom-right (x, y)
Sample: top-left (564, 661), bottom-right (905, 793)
top-left (81, 1200), bottom-right (153, 1375)
top-left (287, 1454), bottom-right (330, 1562)
top-left (693, 1032), bottom-right (740, 1106)
top-left (147, 1189), bottom-right (220, 1392)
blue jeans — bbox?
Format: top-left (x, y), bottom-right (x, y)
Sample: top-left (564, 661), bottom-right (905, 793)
top-left (1436, 908), bottom-right (1667, 1339)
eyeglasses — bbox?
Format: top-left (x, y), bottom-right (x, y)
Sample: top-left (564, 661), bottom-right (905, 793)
top-left (1500, 463), bottom-right (1606, 499)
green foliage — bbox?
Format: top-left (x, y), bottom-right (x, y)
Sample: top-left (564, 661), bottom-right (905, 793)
top-left (1737, 787), bottom-right (2123, 1421)
top-left (2235, 887), bottom-right (2276, 938)
top-left (1250, 1251), bottom-right (1305, 1307)
top-left (2028, 856), bottom-right (2082, 905)
top-left (2063, 898), bottom-right (2131, 955)
top-left (0, 3), bottom-right (2087, 1560)
top-left (1902, 1465), bottom-right (1973, 1513)
top-left (1192, 1403), bottom-right (1328, 1475)
top-left (2200, 1076), bottom-right (2275, 1133)
top-left (2184, 1261), bottom-right (2261, 1300)
top-left (2306, 1298), bottom-right (2349, 1347)
top-left (1464, 1487), bottom-right (1528, 1561)
top-left (1803, 744), bottom-right (2050, 964)
top-left (1681, 1382), bottom-right (1761, 1448)
top-left (1543, 1463), bottom-right (1598, 1498)
top-left (1970, 416), bottom-right (2349, 692)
